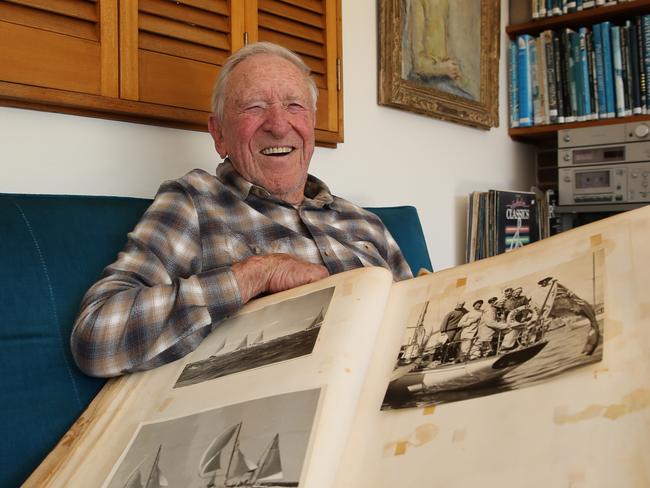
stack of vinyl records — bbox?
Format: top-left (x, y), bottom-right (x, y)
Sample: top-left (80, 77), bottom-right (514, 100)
top-left (466, 189), bottom-right (552, 262)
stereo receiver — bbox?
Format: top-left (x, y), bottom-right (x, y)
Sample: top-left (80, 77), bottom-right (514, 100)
top-left (557, 122), bottom-right (650, 206)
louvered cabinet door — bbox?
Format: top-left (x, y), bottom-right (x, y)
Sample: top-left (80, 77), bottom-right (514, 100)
top-left (0, 0), bottom-right (118, 96)
top-left (120, 0), bottom-right (242, 116)
top-left (255, 0), bottom-right (342, 144)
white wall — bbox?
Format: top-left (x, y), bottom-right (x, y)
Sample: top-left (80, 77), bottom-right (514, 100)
top-left (0, 1), bottom-right (533, 271)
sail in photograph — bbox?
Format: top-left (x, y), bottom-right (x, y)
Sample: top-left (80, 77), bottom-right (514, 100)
top-left (199, 422), bottom-right (293, 488)
top-left (123, 445), bottom-right (168, 488)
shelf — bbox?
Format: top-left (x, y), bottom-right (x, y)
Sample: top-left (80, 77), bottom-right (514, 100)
top-left (554, 202), bottom-right (647, 213)
top-left (509, 114), bottom-right (650, 144)
top-left (507, 0), bottom-right (650, 37)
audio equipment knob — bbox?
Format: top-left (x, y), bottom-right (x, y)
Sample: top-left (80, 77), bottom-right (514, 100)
top-left (564, 153), bottom-right (570, 161)
top-left (634, 124), bottom-right (650, 138)
top-left (563, 134), bottom-right (571, 143)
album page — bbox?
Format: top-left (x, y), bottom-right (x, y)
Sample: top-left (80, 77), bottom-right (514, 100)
top-left (336, 206), bottom-right (650, 488)
top-left (26, 266), bottom-right (395, 488)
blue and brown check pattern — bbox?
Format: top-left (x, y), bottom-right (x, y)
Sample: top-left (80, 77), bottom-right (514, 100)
top-left (71, 161), bottom-right (412, 377)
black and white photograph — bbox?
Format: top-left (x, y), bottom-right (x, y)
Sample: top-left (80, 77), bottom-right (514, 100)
top-left (104, 389), bottom-right (321, 488)
top-left (175, 288), bottom-right (334, 389)
top-left (383, 251), bottom-right (604, 409)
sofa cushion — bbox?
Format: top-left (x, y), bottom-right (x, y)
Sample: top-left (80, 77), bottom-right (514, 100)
top-left (0, 194), bottom-right (150, 487)
top-left (365, 205), bottom-right (432, 275)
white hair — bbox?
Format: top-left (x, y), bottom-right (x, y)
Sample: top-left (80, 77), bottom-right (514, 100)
top-left (210, 42), bottom-right (318, 120)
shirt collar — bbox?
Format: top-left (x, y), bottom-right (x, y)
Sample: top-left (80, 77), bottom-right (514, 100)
top-left (215, 159), bottom-right (334, 208)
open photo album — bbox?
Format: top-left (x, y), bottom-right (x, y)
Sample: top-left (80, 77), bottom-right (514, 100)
top-left (25, 206), bottom-right (650, 488)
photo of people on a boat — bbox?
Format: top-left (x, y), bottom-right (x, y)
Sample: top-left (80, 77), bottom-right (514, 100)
top-left (383, 252), bottom-right (604, 409)
top-left (175, 287), bottom-right (334, 389)
top-left (104, 389), bottom-right (320, 488)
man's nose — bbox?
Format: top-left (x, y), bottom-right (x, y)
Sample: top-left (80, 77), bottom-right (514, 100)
top-left (263, 104), bottom-right (291, 137)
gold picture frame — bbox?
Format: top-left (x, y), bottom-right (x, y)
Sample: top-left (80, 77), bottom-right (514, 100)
top-left (378, 0), bottom-right (501, 129)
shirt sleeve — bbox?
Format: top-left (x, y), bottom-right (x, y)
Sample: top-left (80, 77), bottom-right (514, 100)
top-left (383, 225), bottom-right (414, 281)
top-left (70, 182), bottom-right (243, 377)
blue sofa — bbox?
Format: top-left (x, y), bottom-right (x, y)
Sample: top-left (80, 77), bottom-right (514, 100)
top-left (0, 193), bottom-right (431, 487)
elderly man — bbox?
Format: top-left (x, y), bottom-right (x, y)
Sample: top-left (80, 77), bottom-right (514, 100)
top-left (71, 42), bottom-right (412, 377)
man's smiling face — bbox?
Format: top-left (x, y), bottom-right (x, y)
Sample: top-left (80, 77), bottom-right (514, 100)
top-left (209, 53), bottom-right (316, 205)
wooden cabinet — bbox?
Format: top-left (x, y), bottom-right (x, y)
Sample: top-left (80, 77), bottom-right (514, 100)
top-left (0, 0), bottom-right (343, 145)
top-left (507, 0), bottom-right (650, 144)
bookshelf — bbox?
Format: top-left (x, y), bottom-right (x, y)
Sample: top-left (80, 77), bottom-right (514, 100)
top-left (507, 0), bottom-right (650, 144)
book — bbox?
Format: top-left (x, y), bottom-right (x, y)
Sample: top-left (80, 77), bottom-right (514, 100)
top-left (611, 24), bottom-right (627, 117)
top-left (593, 22), bottom-right (609, 118)
top-left (601, 21), bottom-right (617, 118)
top-left (535, 35), bottom-right (549, 125)
top-left (570, 29), bottom-right (584, 121)
top-left (532, 36), bottom-right (543, 125)
top-left (508, 41), bottom-right (519, 128)
top-left (578, 27), bottom-right (593, 121)
top-left (587, 30), bottom-right (600, 119)
top-left (562, 28), bottom-right (578, 122)
top-left (553, 30), bottom-right (567, 123)
top-left (542, 30), bottom-right (559, 123)
top-left (24, 206), bottom-right (650, 487)
top-left (620, 23), bottom-right (633, 116)
top-left (628, 19), bottom-right (644, 114)
top-left (641, 15), bottom-right (650, 110)
top-left (517, 34), bottom-right (534, 127)
top-left (635, 15), bottom-right (647, 113)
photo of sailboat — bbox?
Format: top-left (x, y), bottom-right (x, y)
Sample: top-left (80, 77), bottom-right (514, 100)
top-left (199, 422), bottom-right (295, 488)
top-left (104, 389), bottom-right (319, 488)
top-left (175, 288), bottom-right (334, 389)
top-left (383, 252), bottom-right (604, 409)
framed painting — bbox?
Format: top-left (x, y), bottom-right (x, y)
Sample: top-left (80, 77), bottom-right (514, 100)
top-left (378, 0), bottom-right (500, 129)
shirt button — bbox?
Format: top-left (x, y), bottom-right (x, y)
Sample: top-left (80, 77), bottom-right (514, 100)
top-left (324, 250), bottom-right (330, 257)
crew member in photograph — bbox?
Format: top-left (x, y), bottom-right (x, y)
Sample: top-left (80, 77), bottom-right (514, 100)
top-left (71, 42), bottom-right (412, 378)
top-left (457, 299), bottom-right (485, 361)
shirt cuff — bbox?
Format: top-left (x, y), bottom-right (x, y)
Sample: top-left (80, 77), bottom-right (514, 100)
top-left (197, 267), bottom-right (243, 325)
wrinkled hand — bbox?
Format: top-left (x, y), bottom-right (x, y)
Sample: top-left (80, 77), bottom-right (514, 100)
top-left (232, 254), bottom-right (329, 304)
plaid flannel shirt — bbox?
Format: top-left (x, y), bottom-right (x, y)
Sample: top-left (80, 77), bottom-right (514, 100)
top-left (71, 161), bottom-right (412, 377)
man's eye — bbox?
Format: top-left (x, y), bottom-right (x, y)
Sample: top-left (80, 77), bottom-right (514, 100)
top-left (245, 104), bottom-right (265, 113)
top-left (287, 103), bottom-right (305, 113)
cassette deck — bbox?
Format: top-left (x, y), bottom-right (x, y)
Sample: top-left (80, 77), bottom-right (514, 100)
top-left (557, 122), bottom-right (650, 206)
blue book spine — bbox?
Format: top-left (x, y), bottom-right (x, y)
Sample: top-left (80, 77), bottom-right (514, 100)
top-left (601, 21), bottom-right (616, 118)
top-left (553, 31), bottom-right (566, 123)
top-left (509, 39), bottom-right (519, 128)
top-left (576, 0), bottom-right (583, 11)
top-left (570, 30), bottom-right (584, 120)
top-left (642, 15), bottom-right (650, 111)
top-left (593, 23), bottom-right (608, 118)
top-left (611, 25), bottom-right (626, 117)
top-left (579, 27), bottom-right (593, 120)
top-left (517, 35), bottom-right (533, 127)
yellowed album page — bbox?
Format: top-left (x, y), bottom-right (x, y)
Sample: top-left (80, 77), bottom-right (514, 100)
top-left (26, 266), bottom-right (395, 488)
top-left (336, 206), bottom-right (650, 488)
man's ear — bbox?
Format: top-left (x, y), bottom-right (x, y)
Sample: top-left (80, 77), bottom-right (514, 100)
top-left (208, 115), bottom-right (228, 159)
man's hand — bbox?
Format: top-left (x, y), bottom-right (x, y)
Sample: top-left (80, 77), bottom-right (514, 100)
top-left (232, 254), bottom-right (329, 304)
